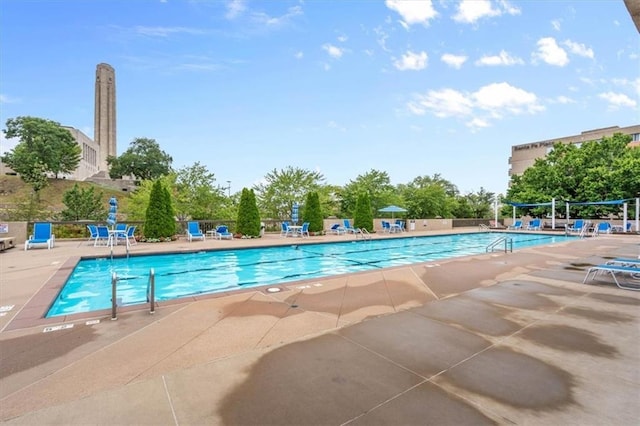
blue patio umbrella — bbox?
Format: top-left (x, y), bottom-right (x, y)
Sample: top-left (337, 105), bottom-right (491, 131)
top-left (291, 202), bottom-right (299, 225)
top-left (378, 205), bottom-right (407, 219)
top-left (107, 197), bottom-right (118, 227)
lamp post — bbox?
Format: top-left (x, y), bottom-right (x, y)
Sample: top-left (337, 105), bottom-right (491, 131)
top-left (219, 181), bottom-right (231, 197)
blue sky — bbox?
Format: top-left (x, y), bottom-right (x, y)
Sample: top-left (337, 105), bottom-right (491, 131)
top-left (1, 0), bottom-right (638, 196)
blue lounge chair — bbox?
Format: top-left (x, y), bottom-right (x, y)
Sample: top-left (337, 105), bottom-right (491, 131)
top-left (526, 219), bottom-right (541, 231)
top-left (612, 222), bottom-right (633, 233)
top-left (566, 219), bottom-right (584, 232)
top-left (508, 220), bottom-right (523, 230)
top-left (187, 221), bottom-right (205, 242)
top-left (592, 222), bottom-right (611, 236)
top-left (215, 225), bottom-right (233, 240)
top-left (329, 223), bottom-right (344, 235)
top-left (25, 222), bottom-right (55, 250)
top-left (583, 264), bottom-right (640, 291)
top-left (343, 219), bottom-right (357, 234)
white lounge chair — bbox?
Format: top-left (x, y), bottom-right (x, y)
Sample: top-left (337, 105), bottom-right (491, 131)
top-left (583, 263), bottom-right (640, 291)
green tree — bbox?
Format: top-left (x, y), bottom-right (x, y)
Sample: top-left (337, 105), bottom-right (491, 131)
top-left (174, 162), bottom-right (225, 220)
top-left (60, 184), bottom-right (107, 221)
top-left (143, 180), bottom-right (175, 239)
top-left (353, 192), bottom-right (373, 232)
top-left (506, 134), bottom-right (638, 218)
top-left (2, 116), bottom-right (81, 188)
top-left (108, 137), bottom-right (173, 181)
top-left (302, 191), bottom-right (324, 233)
top-left (400, 174), bottom-right (458, 218)
top-left (253, 166), bottom-right (325, 220)
top-left (341, 170), bottom-right (396, 217)
top-left (236, 188), bottom-right (261, 237)
top-left (459, 188), bottom-right (495, 218)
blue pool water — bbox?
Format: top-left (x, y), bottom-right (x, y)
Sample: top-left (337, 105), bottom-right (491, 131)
top-left (46, 232), bottom-right (574, 317)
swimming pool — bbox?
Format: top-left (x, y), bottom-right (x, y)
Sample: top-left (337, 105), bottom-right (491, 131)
top-left (46, 232), bottom-right (574, 317)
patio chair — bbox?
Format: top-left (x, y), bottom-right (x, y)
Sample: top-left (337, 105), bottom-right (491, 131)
top-left (508, 220), bottom-right (523, 230)
top-left (187, 221), bottom-right (205, 242)
top-left (566, 219), bottom-right (584, 233)
top-left (215, 225), bottom-right (233, 240)
top-left (117, 225), bottom-right (137, 246)
top-left (395, 219), bottom-right (405, 232)
top-left (280, 222), bottom-right (291, 237)
top-left (25, 222), bottom-right (55, 250)
top-left (381, 221), bottom-right (391, 233)
top-left (298, 222), bottom-right (310, 238)
top-left (115, 223), bottom-right (127, 233)
top-left (94, 225), bottom-right (112, 247)
top-left (87, 224), bottom-right (99, 245)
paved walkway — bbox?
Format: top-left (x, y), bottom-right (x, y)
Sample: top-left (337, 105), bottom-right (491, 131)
top-left (0, 230), bottom-right (639, 424)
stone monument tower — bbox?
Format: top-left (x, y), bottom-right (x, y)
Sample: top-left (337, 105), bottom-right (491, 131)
top-left (94, 63), bottom-right (116, 171)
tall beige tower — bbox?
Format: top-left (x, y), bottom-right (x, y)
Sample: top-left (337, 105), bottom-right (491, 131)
top-left (94, 63), bottom-right (116, 171)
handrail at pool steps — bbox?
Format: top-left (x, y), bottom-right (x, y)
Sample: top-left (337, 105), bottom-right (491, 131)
top-left (356, 228), bottom-right (371, 240)
top-left (111, 272), bottom-right (118, 320)
top-left (486, 236), bottom-right (513, 253)
top-left (147, 268), bottom-right (155, 314)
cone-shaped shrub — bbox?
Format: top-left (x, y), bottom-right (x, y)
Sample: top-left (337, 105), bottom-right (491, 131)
top-left (236, 188), bottom-right (261, 237)
top-left (302, 191), bottom-right (323, 233)
top-left (144, 180), bottom-right (175, 239)
top-left (353, 192), bottom-right (373, 232)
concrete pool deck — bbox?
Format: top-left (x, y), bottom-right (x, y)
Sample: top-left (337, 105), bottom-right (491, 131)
top-left (0, 229), bottom-right (639, 424)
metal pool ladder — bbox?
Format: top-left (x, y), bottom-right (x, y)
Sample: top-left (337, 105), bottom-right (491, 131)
top-left (356, 228), bottom-right (372, 240)
top-left (486, 236), bottom-right (513, 253)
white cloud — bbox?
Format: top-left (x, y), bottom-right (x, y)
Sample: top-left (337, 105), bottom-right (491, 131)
top-left (394, 50), bottom-right (428, 70)
top-left (408, 88), bottom-right (474, 118)
top-left (441, 53), bottom-right (467, 69)
top-left (475, 50), bottom-right (524, 66)
top-left (407, 82), bottom-right (543, 129)
top-left (0, 94), bottom-right (19, 104)
top-left (473, 82), bottom-right (543, 114)
top-left (337, 35), bottom-right (348, 43)
top-left (295, 51), bottom-right (303, 59)
top-left (385, 0), bottom-right (438, 27)
top-left (453, 0), bottom-right (520, 24)
top-left (251, 5), bottom-right (303, 27)
top-left (551, 95), bottom-right (576, 104)
top-left (563, 40), bottom-right (594, 59)
top-left (532, 37), bottom-right (569, 66)
top-left (134, 26), bottom-right (206, 37)
top-left (598, 92), bottom-right (637, 109)
top-left (225, 0), bottom-right (246, 20)
top-left (322, 43), bottom-right (344, 59)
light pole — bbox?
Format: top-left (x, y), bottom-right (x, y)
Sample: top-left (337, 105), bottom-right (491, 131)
top-left (226, 180), bottom-right (231, 197)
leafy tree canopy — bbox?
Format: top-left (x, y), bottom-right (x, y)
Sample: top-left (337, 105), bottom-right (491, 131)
top-left (340, 169), bottom-right (397, 217)
top-left (2, 116), bottom-right (81, 187)
top-left (506, 133), bottom-right (639, 217)
top-left (253, 166), bottom-right (325, 220)
top-left (60, 183), bottom-right (107, 221)
top-left (108, 137), bottom-right (172, 181)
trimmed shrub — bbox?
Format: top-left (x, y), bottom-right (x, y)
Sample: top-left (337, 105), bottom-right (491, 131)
top-left (302, 191), bottom-right (323, 233)
top-left (353, 192), bottom-right (373, 232)
top-left (143, 180), bottom-right (175, 239)
top-left (236, 188), bottom-right (261, 237)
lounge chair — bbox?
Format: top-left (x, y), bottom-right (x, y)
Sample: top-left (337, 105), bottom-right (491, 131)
top-left (592, 222), bottom-right (611, 236)
top-left (566, 219), bottom-right (584, 233)
top-left (25, 222), bottom-right (55, 250)
top-left (526, 219), bottom-right (541, 231)
top-left (187, 221), bottom-right (205, 242)
top-left (215, 225), bottom-right (233, 240)
top-left (612, 222), bottom-right (633, 233)
top-left (329, 223), bottom-right (344, 235)
top-left (508, 220), bottom-right (523, 230)
top-left (583, 263), bottom-right (640, 291)
top-left (343, 219), bottom-right (357, 234)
